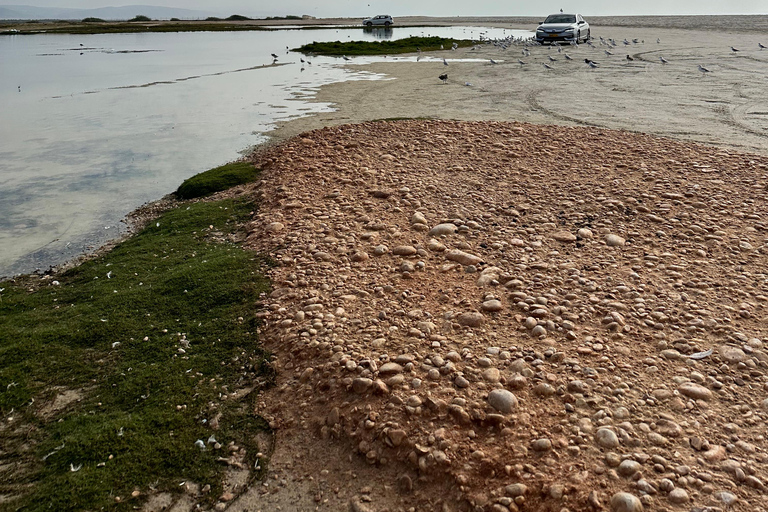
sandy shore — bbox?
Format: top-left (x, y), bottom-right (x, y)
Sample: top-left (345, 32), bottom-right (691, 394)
top-left (265, 18), bottom-right (768, 158)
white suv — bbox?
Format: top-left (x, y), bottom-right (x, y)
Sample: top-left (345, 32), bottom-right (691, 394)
top-left (362, 14), bottom-right (394, 27)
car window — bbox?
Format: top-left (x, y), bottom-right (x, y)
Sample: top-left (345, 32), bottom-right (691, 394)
top-left (544, 14), bottom-right (576, 23)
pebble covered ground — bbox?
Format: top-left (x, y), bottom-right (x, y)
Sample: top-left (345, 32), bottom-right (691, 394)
top-left (241, 119), bottom-right (768, 512)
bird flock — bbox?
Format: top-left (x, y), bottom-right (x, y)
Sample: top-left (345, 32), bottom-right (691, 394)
top-left (261, 32), bottom-right (767, 86)
top-left (412, 34), bottom-right (768, 85)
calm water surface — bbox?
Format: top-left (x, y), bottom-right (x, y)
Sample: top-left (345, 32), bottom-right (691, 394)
top-left (0, 26), bottom-right (530, 276)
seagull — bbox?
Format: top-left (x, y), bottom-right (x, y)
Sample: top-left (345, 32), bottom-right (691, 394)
top-left (343, 55), bottom-right (351, 60)
top-left (698, 64), bottom-right (711, 73)
top-left (604, 49), bottom-right (613, 56)
top-left (660, 56), bottom-right (669, 64)
top-left (564, 53), bottom-right (573, 60)
top-left (439, 73), bottom-right (448, 84)
top-left (543, 63), bottom-right (553, 70)
top-left (584, 58), bottom-right (598, 68)
top-left (443, 58), bottom-right (449, 66)
top-left (518, 59), bottom-right (527, 65)
top-left (464, 81), bottom-right (473, 86)
top-left (271, 53), bottom-right (278, 59)
top-left (759, 43), bottom-right (766, 50)
top-left (656, 38), bottom-right (661, 43)
top-left (548, 55), bottom-right (557, 62)
top-left (626, 55), bottom-right (634, 62)
top-left (300, 57), bottom-right (305, 63)
top-left (18, 85), bottom-right (21, 92)
top-left (489, 58), bottom-right (498, 64)
top-left (730, 46), bottom-right (739, 52)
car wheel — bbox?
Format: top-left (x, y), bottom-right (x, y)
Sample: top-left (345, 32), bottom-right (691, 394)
top-left (583, 30), bottom-right (590, 42)
top-left (384, 21), bottom-right (391, 26)
top-left (366, 22), bottom-right (372, 27)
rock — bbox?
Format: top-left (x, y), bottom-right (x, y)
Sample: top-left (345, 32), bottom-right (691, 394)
top-left (677, 383), bottom-right (712, 400)
top-left (577, 227), bottom-right (593, 238)
top-left (504, 483), bottom-right (527, 497)
top-left (714, 491), bottom-right (737, 507)
top-left (531, 438), bottom-right (552, 452)
top-left (667, 488), bottom-right (688, 504)
top-left (719, 345), bottom-right (747, 363)
top-left (487, 389), bottom-right (518, 414)
top-left (617, 459), bottom-right (641, 477)
top-left (429, 223), bottom-right (458, 236)
top-left (457, 312), bottom-right (485, 327)
top-left (605, 234), bottom-right (626, 247)
top-left (373, 245), bottom-right (388, 256)
top-left (595, 428), bottom-right (620, 448)
top-left (392, 245), bottom-right (417, 256)
top-left (481, 299), bottom-right (503, 312)
top-left (445, 249), bottom-right (483, 266)
top-left (379, 362), bottom-right (404, 375)
top-left (482, 367), bottom-right (500, 383)
top-left (266, 221), bottom-right (285, 232)
top-left (551, 230), bottom-right (577, 242)
top-left (411, 211), bottom-right (427, 225)
top-left (610, 492), bottom-right (643, 512)
top-left (352, 378), bottom-right (373, 393)
top-left (387, 429), bottom-right (408, 447)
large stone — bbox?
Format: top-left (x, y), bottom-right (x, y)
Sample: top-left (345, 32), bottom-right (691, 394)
top-left (445, 249), bottom-right (483, 266)
top-left (487, 389), bottom-right (518, 414)
top-left (429, 223), bottom-right (458, 236)
top-left (678, 383), bottom-right (712, 400)
top-left (551, 230), bottom-right (577, 242)
top-left (605, 234), bottom-right (626, 247)
top-left (457, 312), bottom-right (485, 327)
top-left (379, 362), bottom-right (404, 375)
top-left (595, 428), bottom-right (620, 448)
top-left (392, 245), bottom-right (418, 256)
top-left (610, 492), bottom-right (643, 512)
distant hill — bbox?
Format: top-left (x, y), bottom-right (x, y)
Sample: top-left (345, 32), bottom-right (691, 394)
top-left (0, 4), bottom-right (220, 20)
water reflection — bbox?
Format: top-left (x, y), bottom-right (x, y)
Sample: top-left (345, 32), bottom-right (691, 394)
top-left (0, 26), bottom-right (532, 277)
top-left (362, 26), bottom-right (394, 40)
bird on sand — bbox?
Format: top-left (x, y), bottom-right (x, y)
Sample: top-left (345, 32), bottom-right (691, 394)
top-left (660, 56), bottom-right (669, 64)
top-left (584, 58), bottom-right (598, 68)
top-left (439, 73), bottom-right (448, 84)
top-left (489, 58), bottom-right (498, 64)
top-left (271, 53), bottom-right (278, 59)
top-left (604, 49), bottom-right (613, 56)
top-left (759, 43), bottom-right (766, 50)
top-left (698, 64), bottom-right (711, 73)
top-left (518, 59), bottom-right (527, 65)
top-left (543, 63), bottom-right (553, 70)
top-left (548, 55), bottom-right (557, 62)
top-left (626, 54), bottom-right (634, 62)
top-left (342, 55), bottom-right (351, 60)
top-left (564, 53), bottom-right (573, 60)
top-left (443, 58), bottom-right (449, 66)
top-left (730, 46), bottom-right (739, 52)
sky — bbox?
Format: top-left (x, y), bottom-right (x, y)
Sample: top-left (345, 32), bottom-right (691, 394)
top-left (3, 0), bottom-right (767, 17)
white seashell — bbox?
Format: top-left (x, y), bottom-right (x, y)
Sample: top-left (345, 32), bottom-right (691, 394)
top-left (194, 439), bottom-right (206, 450)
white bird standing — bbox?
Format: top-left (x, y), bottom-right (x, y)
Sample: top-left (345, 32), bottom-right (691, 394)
top-left (343, 55), bottom-right (351, 60)
top-left (490, 58), bottom-right (498, 64)
top-left (518, 59), bottom-right (527, 65)
top-left (443, 58), bottom-right (449, 66)
top-left (543, 63), bottom-right (553, 70)
top-left (759, 43), bottom-right (766, 50)
top-left (698, 64), bottom-right (711, 73)
top-left (660, 56), bottom-right (668, 64)
top-left (730, 46), bottom-right (739, 52)
top-left (564, 53), bottom-right (573, 60)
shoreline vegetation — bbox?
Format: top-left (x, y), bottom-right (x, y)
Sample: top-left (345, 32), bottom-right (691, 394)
top-left (296, 36), bottom-right (478, 56)
top-left (0, 163), bottom-right (271, 510)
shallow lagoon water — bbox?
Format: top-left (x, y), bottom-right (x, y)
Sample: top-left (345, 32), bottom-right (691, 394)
top-left (0, 26), bottom-right (530, 276)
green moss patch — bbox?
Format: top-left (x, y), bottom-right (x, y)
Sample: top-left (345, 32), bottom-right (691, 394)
top-left (296, 35), bottom-right (475, 56)
top-left (0, 197), bottom-right (272, 511)
top-left (175, 162), bottom-right (260, 200)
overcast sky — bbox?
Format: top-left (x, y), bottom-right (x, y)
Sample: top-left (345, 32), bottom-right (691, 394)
top-left (4, 0), bottom-right (767, 17)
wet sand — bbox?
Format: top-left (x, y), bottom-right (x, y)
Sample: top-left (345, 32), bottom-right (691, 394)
top-left (268, 17), bottom-right (768, 156)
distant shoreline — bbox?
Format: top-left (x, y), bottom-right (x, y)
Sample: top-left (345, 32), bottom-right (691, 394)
top-left (2, 14), bottom-right (768, 35)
